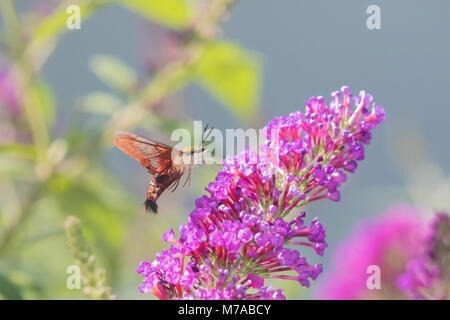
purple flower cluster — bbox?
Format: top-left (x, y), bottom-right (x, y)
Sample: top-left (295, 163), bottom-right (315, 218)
top-left (397, 213), bottom-right (450, 299)
top-left (315, 205), bottom-right (427, 300)
top-left (261, 87), bottom-right (385, 205)
top-left (137, 87), bottom-right (385, 299)
top-left (316, 206), bottom-right (449, 300)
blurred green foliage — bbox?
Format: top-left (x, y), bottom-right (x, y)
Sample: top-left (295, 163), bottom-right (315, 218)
top-left (118, 0), bottom-right (191, 29)
top-left (89, 54), bottom-right (138, 95)
top-left (195, 41), bottom-right (262, 120)
top-left (64, 215), bottom-right (116, 299)
top-left (0, 0), bottom-right (264, 299)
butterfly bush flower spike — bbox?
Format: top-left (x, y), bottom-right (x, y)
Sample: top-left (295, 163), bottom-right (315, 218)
top-left (137, 87), bottom-right (385, 299)
top-left (315, 205), bottom-right (427, 299)
top-left (397, 213), bottom-right (450, 299)
top-left (316, 207), bottom-right (449, 300)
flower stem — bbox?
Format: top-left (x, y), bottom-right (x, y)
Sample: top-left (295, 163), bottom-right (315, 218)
top-left (64, 216), bottom-right (116, 300)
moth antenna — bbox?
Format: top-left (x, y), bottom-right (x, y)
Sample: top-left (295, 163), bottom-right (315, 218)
top-left (201, 123), bottom-right (208, 144)
top-left (202, 125), bottom-right (214, 144)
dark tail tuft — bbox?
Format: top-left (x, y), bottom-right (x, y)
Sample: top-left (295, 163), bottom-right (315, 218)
top-left (143, 199), bottom-right (158, 214)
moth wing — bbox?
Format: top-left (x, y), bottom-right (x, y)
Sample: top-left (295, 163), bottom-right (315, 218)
top-left (113, 131), bottom-right (173, 175)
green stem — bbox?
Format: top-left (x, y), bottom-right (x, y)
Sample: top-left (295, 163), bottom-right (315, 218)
top-left (1, 0), bottom-right (50, 163)
top-left (0, 0), bottom-right (21, 54)
top-left (0, 184), bottom-right (43, 256)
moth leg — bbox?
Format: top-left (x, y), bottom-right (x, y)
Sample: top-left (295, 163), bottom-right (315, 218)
top-left (183, 165), bottom-right (193, 187)
top-left (169, 175), bottom-right (181, 192)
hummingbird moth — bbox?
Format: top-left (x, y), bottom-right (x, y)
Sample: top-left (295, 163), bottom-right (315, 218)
top-left (112, 125), bottom-right (214, 214)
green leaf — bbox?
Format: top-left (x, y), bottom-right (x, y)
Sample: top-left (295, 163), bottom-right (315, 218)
top-left (0, 143), bottom-right (35, 160)
top-left (30, 81), bottom-right (55, 125)
top-left (0, 274), bottom-right (24, 300)
top-left (16, 229), bottom-right (64, 250)
top-left (81, 92), bottom-right (123, 115)
top-left (89, 55), bottom-right (137, 94)
top-left (48, 170), bottom-right (131, 283)
top-left (29, 1), bottom-right (110, 53)
top-left (117, 0), bottom-right (191, 29)
top-left (0, 158), bottom-right (33, 179)
top-left (48, 174), bottom-right (127, 251)
top-left (195, 41), bottom-right (262, 121)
